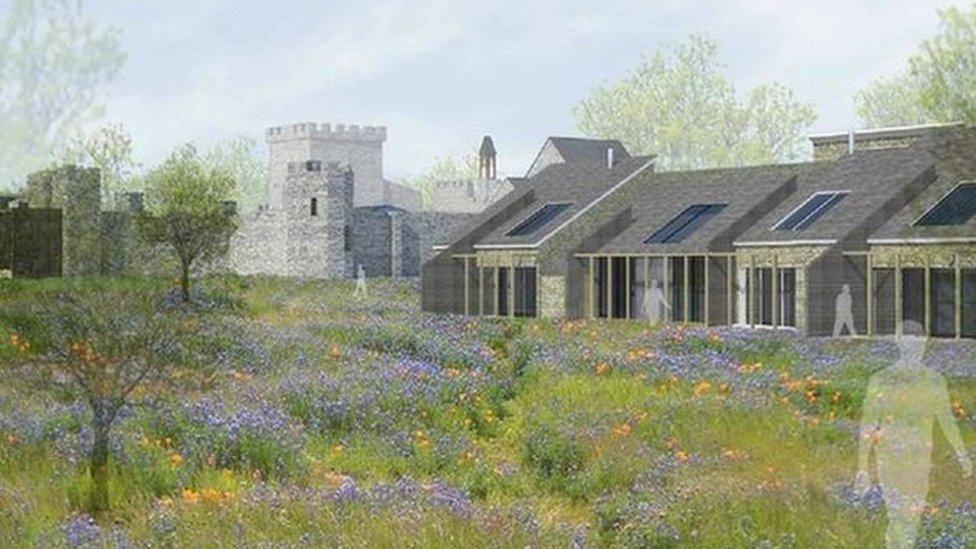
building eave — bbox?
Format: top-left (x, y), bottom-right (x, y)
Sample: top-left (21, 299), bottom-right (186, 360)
top-left (733, 239), bottom-right (837, 248)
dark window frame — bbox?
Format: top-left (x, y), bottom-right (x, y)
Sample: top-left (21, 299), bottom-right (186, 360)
top-left (645, 204), bottom-right (727, 244)
top-left (914, 182), bottom-right (976, 226)
top-left (774, 191), bottom-right (849, 231)
top-left (505, 202), bottom-right (572, 237)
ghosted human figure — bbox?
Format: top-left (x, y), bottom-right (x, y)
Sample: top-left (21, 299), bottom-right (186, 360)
top-left (642, 278), bottom-right (671, 324)
top-left (856, 320), bottom-right (972, 549)
top-left (353, 264), bottom-right (368, 298)
top-left (833, 284), bottom-right (857, 337)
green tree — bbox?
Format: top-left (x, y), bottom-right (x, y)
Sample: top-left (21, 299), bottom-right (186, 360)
top-left (574, 35), bottom-right (817, 171)
top-left (399, 151), bottom-right (479, 209)
top-left (0, 0), bottom-right (125, 191)
top-left (53, 124), bottom-right (141, 207)
top-left (855, 5), bottom-right (976, 127)
top-left (204, 136), bottom-right (266, 213)
top-left (1, 288), bottom-right (195, 513)
top-left (138, 145), bottom-right (238, 302)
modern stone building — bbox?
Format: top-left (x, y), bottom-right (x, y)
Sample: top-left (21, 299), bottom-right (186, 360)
top-left (422, 123), bottom-right (976, 339)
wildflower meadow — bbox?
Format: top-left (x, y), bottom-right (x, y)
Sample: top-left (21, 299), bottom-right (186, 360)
top-left (1, 277), bottom-right (976, 547)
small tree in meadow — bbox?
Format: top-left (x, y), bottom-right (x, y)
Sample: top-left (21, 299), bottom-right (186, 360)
top-left (1, 289), bottom-right (195, 513)
top-left (138, 145), bottom-right (238, 303)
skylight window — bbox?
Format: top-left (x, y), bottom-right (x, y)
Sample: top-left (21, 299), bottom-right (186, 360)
top-left (915, 183), bottom-right (976, 226)
top-left (505, 203), bottom-right (572, 236)
top-left (774, 191), bottom-right (848, 231)
top-left (645, 204), bottom-right (726, 244)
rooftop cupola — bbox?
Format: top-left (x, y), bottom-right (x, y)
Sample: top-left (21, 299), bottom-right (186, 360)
top-left (479, 135), bottom-right (497, 181)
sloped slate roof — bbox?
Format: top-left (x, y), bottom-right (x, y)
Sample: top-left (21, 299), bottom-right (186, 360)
top-left (548, 137), bottom-right (631, 168)
top-left (734, 148), bottom-right (936, 245)
top-left (593, 163), bottom-right (811, 254)
top-left (868, 126), bottom-right (976, 242)
top-left (473, 155), bottom-right (654, 247)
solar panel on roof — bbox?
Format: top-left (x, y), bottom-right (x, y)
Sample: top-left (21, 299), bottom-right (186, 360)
top-left (644, 204), bottom-right (726, 244)
top-left (774, 191), bottom-right (848, 231)
top-left (915, 183), bottom-right (976, 226)
top-left (505, 203), bottom-right (572, 236)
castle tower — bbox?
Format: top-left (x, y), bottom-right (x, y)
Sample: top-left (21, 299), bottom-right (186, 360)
top-left (479, 135), bottom-right (497, 181)
top-left (267, 123), bottom-right (386, 210)
top-left (280, 160), bottom-right (354, 279)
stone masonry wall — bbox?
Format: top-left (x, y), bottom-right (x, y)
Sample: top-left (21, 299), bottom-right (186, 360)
top-left (25, 166), bottom-right (102, 276)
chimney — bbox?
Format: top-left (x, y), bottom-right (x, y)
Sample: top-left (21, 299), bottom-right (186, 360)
top-left (606, 147), bottom-right (615, 169)
top-left (848, 129), bottom-right (855, 155)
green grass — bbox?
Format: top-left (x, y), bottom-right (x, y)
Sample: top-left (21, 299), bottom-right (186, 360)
top-left (2, 275), bottom-right (976, 546)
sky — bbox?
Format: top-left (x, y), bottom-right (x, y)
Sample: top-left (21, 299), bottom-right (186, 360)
top-left (66, 0), bottom-right (965, 179)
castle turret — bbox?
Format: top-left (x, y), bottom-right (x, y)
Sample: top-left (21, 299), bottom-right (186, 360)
top-left (267, 122), bottom-right (386, 210)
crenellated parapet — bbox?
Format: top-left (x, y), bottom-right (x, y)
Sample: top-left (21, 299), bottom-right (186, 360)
top-left (267, 122), bottom-right (387, 144)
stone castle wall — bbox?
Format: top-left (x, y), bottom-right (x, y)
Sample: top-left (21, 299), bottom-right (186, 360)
top-left (25, 167), bottom-right (102, 277)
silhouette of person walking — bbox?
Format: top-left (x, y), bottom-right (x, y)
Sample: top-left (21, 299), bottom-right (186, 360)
top-left (353, 264), bottom-right (368, 298)
top-left (857, 320), bottom-right (972, 548)
top-left (642, 278), bottom-right (671, 324)
top-left (833, 284), bottom-right (857, 337)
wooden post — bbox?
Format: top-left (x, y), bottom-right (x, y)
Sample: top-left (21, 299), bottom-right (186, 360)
top-left (535, 264), bottom-right (541, 319)
top-left (588, 257), bottom-right (595, 319)
top-left (924, 256), bottom-right (931, 336)
top-left (463, 257), bottom-right (470, 316)
top-left (479, 266), bottom-right (484, 316)
top-left (494, 267), bottom-right (500, 316)
top-left (866, 253), bottom-right (873, 338)
top-left (625, 257), bottom-right (632, 319)
top-left (664, 255), bottom-right (670, 323)
top-left (895, 255), bottom-right (902, 338)
top-left (509, 259), bottom-right (515, 318)
top-left (772, 254), bottom-right (779, 329)
top-left (727, 256), bottom-right (733, 326)
top-left (683, 255), bottom-right (690, 324)
top-left (956, 253), bottom-right (962, 340)
top-left (644, 256), bottom-right (650, 319)
top-left (607, 256), bottom-right (613, 319)
top-left (749, 255), bottom-right (756, 329)
top-left (704, 256), bottom-right (710, 327)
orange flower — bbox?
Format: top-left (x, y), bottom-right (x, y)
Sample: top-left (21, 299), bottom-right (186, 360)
top-left (612, 423), bottom-right (632, 438)
top-left (329, 345), bottom-right (342, 359)
top-left (181, 489), bottom-right (200, 504)
top-left (169, 453), bottom-right (184, 467)
top-left (595, 362), bottom-right (610, 376)
top-left (693, 380), bottom-right (712, 397)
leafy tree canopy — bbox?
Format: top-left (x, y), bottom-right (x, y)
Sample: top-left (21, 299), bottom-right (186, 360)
top-left (856, 5), bottom-right (976, 127)
top-left (138, 145), bottom-right (238, 302)
top-left (574, 34), bottom-right (817, 171)
top-left (399, 151), bottom-right (479, 210)
top-left (0, 0), bottom-right (125, 192)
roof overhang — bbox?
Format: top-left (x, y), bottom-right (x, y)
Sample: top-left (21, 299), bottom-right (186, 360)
top-left (733, 239), bottom-right (837, 247)
top-left (867, 236), bottom-right (976, 245)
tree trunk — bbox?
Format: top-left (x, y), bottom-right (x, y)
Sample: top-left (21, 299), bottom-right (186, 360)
top-left (180, 262), bottom-right (191, 303)
top-left (89, 420), bottom-right (111, 513)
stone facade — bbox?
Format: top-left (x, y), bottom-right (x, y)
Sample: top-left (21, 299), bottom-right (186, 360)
top-left (229, 161), bottom-right (354, 279)
top-left (870, 244), bottom-right (976, 269)
top-left (426, 178), bottom-right (514, 213)
top-left (24, 167), bottom-right (102, 277)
